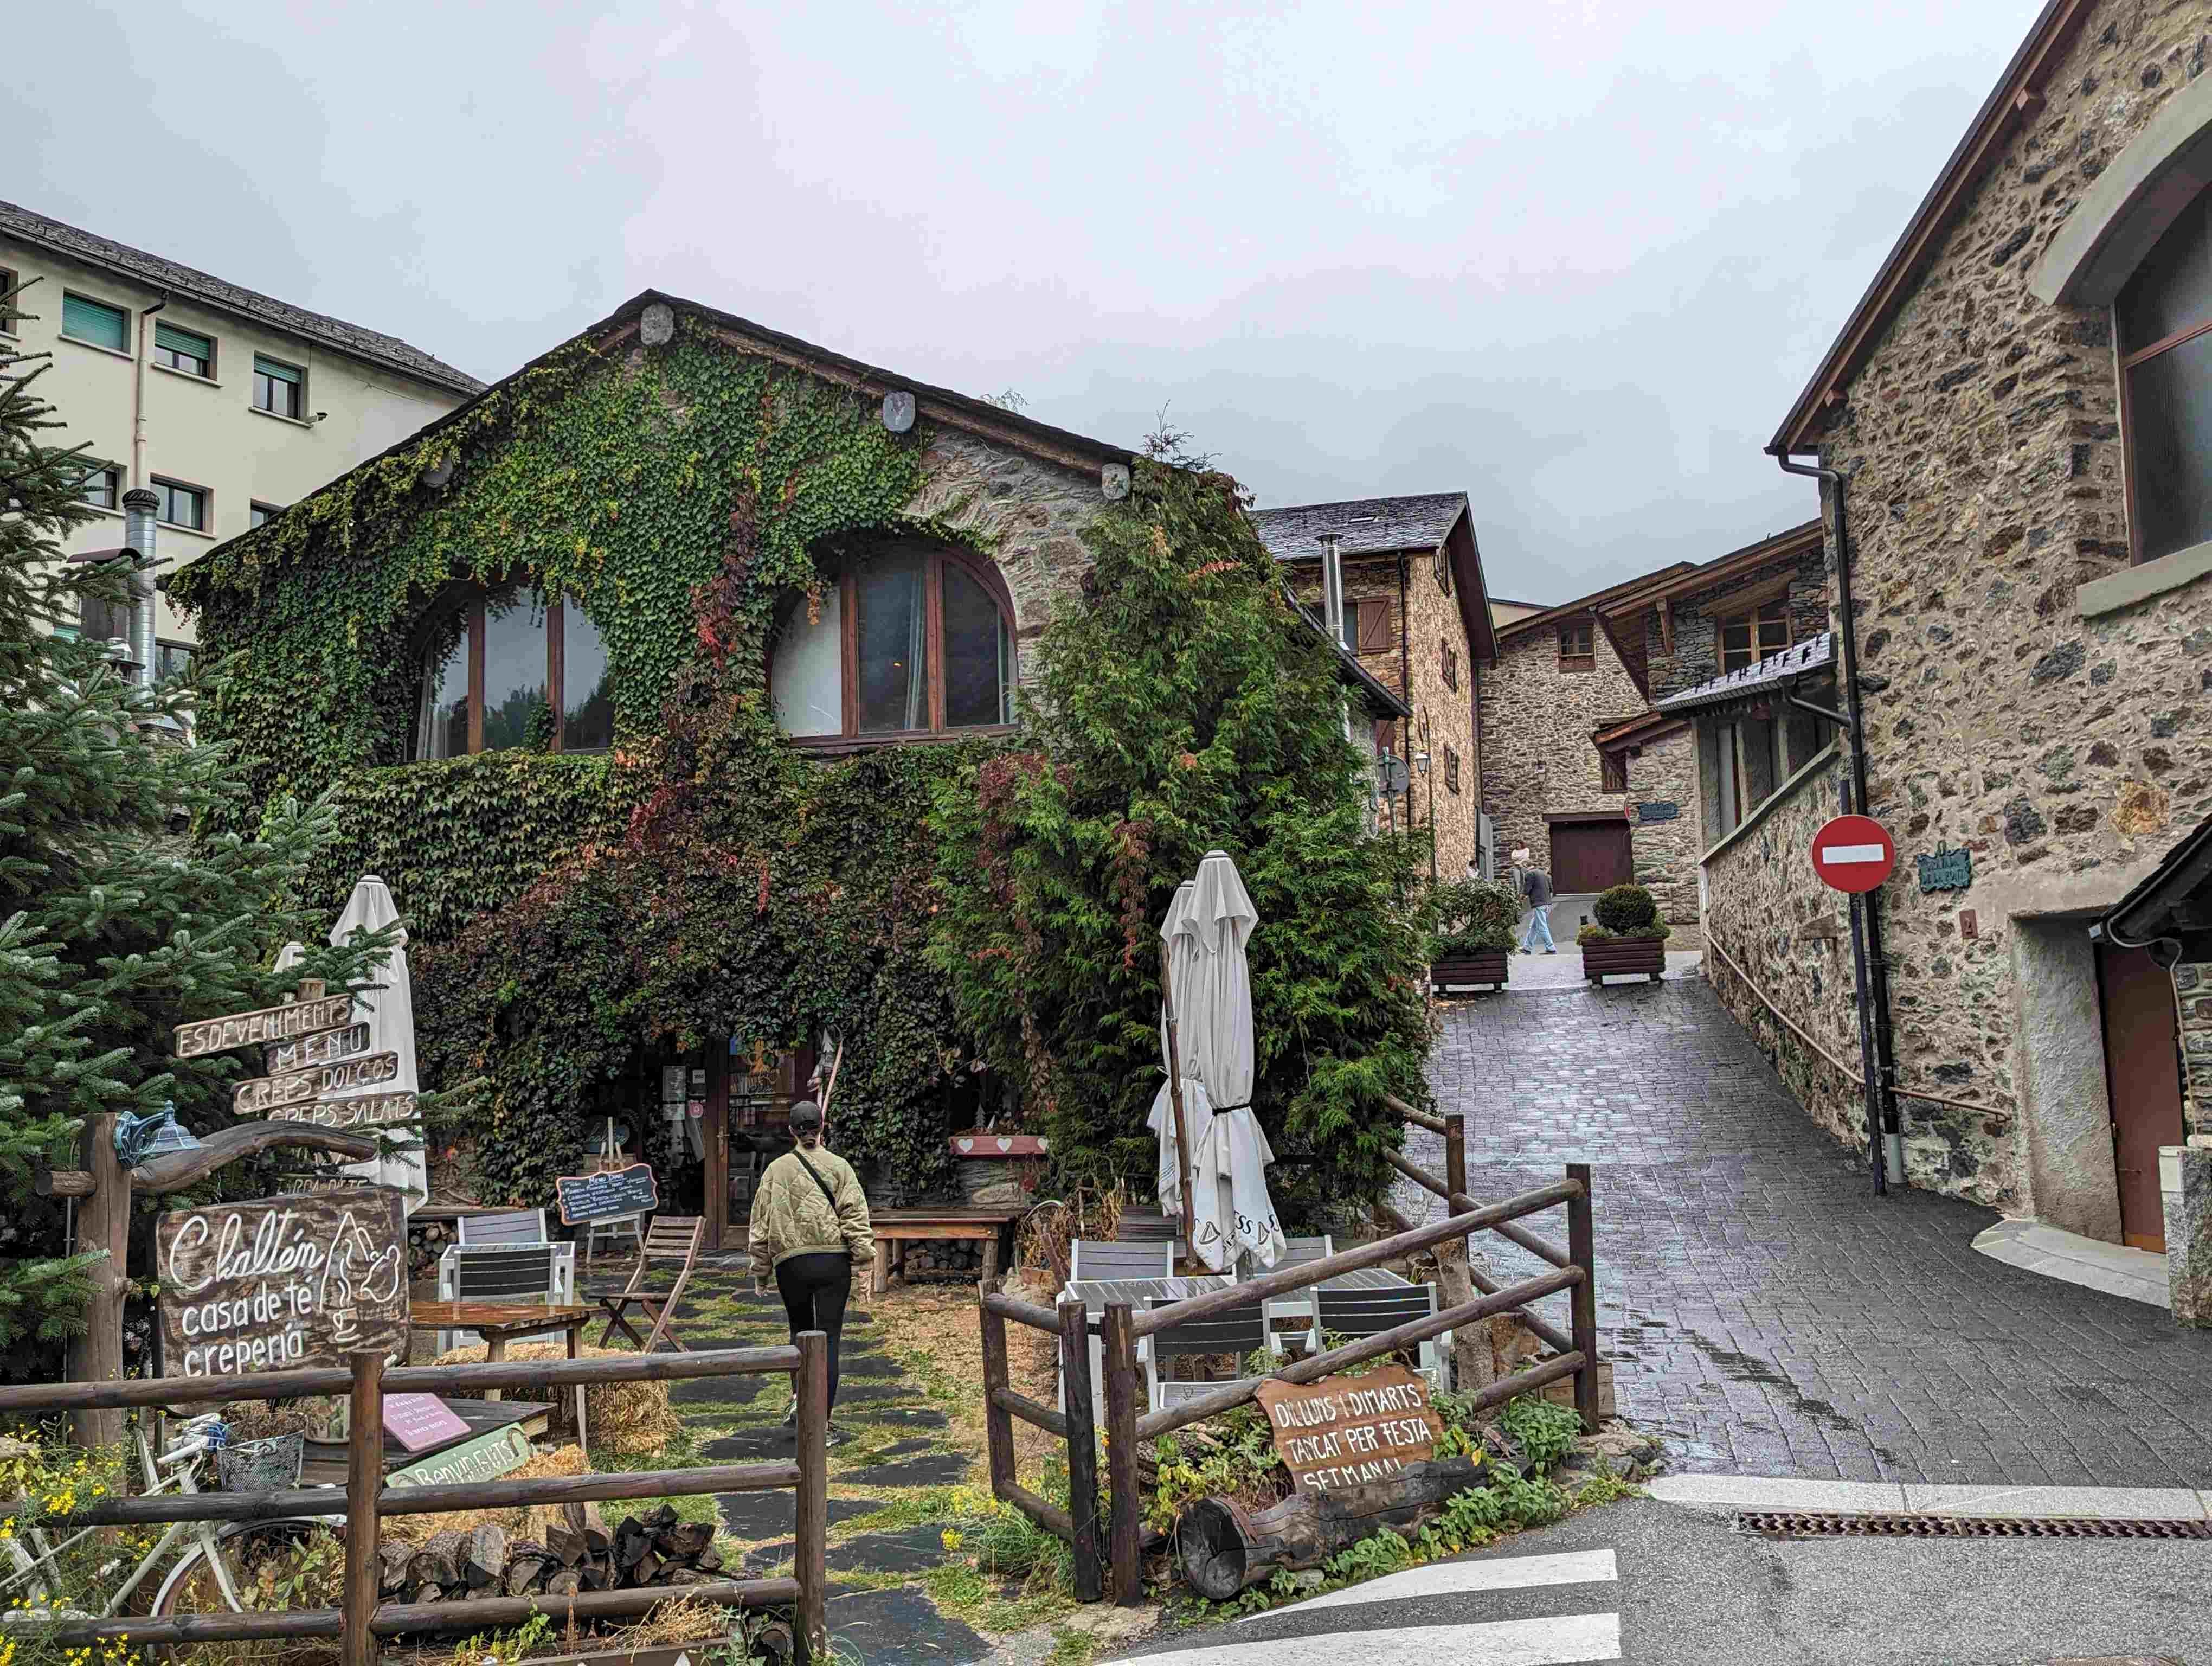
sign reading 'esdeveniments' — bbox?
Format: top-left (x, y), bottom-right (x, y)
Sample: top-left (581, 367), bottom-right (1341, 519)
top-left (1253, 1365), bottom-right (1442, 1494)
top-left (174, 994), bottom-right (354, 1059)
top-left (155, 1193), bottom-right (408, 1377)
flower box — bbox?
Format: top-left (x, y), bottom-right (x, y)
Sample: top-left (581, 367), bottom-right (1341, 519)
top-left (1431, 951), bottom-right (1510, 993)
top-left (948, 1131), bottom-right (1049, 1208)
top-left (1580, 937), bottom-right (1666, 984)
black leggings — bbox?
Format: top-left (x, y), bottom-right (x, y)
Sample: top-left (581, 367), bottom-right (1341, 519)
top-left (775, 1252), bottom-right (851, 1411)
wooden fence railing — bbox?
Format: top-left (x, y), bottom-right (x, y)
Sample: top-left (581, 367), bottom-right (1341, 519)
top-left (0, 1341), bottom-right (831, 1664)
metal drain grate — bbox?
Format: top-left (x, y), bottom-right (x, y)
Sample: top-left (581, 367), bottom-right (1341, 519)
top-left (1735, 1510), bottom-right (2212, 1541)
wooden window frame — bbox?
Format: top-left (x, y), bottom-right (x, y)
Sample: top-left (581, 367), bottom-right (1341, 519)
top-left (1351, 597), bottom-right (1393, 656)
top-left (150, 475), bottom-right (211, 535)
top-left (1443, 744), bottom-right (1461, 794)
top-left (1600, 749), bottom-right (1628, 793)
top-left (2119, 315), bottom-right (2212, 568)
top-left (420, 586), bottom-right (614, 759)
top-left (1719, 594), bottom-right (1793, 676)
top-left (1558, 618), bottom-right (1595, 670)
top-left (1439, 637), bottom-right (1459, 691)
top-left (783, 546), bottom-right (1019, 753)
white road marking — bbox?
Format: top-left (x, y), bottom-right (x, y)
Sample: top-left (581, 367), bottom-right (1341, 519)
top-left (1142, 1613), bottom-right (1621, 1665)
top-left (1818, 843), bottom-right (1887, 864)
top-left (1238, 1548), bottom-right (1618, 1620)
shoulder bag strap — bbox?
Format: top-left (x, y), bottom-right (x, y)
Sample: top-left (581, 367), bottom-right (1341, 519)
top-left (789, 1148), bottom-right (843, 1214)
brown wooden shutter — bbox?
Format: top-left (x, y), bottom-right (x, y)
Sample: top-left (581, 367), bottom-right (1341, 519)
top-left (1355, 599), bottom-right (1392, 654)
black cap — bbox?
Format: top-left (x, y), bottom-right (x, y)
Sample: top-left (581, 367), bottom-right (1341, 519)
top-left (789, 1100), bottom-right (823, 1133)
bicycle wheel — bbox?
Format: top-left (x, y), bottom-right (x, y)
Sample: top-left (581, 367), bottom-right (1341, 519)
top-left (151, 1518), bottom-right (335, 1618)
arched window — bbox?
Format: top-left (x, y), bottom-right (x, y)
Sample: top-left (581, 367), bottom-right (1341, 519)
top-left (413, 585), bottom-right (615, 760)
top-left (2120, 185), bottom-right (2212, 566)
top-left (769, 544), bottom-right (1015, 745)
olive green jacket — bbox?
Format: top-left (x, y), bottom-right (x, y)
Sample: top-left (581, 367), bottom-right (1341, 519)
top-left (748, 1145), bottom-right (874, 1278)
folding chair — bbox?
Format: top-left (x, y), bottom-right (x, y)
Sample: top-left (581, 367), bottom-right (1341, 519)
top-left (437, 1241), bottom-right (576, 1353)
top-left (455, 1208), bottom-right (548, 1246)
top-left (1262, 1234), bottom-right (1334, 1339)
top-left (1068, 1238), bottom-right (1172, 1284)
top-left (1140, 1293), bottom-right (1280, 1413)
top-left (1311, 1283), bottom-right (1451, 1395)
top-left (597, 1215), bottom-right (705, 1353)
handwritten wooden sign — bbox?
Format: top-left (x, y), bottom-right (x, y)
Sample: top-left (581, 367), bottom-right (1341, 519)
top-left (175, 993), bottom-right (354, 1059)
top-left (233, 1051), bottom-right (400, 1116)
top-left (155, 1192), bottom-right (407, 1377)
top-left (383, 1393), bottom-right (473, 1452)
top-left (265, 1022), bottom-right (372, 1074)
top-left (555, 1163), bottom-right (658, 1225)
top-left (1253, 1365), bottom-right (1443, 1494)
top-left (269, 1091), bottom-right (419, 1132)
top-left (386, 1424), bottom-right (533, 1489)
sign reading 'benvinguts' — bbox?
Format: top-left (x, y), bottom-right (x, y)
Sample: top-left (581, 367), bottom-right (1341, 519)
top-left (173, 994), bottom-right (354, 1060)
top-left (1253, 1365), bottom-right (1443, 1494)
top-left (233, 1050), bottom-right (401, 1116)
top-left (156, 1193), bottom-right (407, 1377)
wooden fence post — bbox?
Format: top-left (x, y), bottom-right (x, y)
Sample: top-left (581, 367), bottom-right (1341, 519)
top-left (1099, 1302), bottom-right (1142, 1606)
top-left (1566, 1162), bottom-right (1599, 1431)
top-left (68, 1113), bottom-right (130, 1451)
top-left (342, 1351), bottom-right (384, 1666)
top-left (978, 1294), bottom-right (1017, 1504)
top-left (1057, 1298), bottom-right (1103, 1603)
top-left (793, 1331), bottom-right (829, 1665)
top-left (1444, 1113), bottom-right (1467, 1208)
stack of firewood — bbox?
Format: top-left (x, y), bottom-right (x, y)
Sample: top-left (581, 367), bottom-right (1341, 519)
top-left (378, 1504), bottom-right (726, 1604)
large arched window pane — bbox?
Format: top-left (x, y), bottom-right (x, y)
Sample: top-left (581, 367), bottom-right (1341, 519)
top-left (481, 591), bottom-right (548, 752)
top-left (2120, 186), bottom-right (2212, 565)
top-left (770, 587), bottom-right (843, 736)
top-left (561, 603), bottom-right (616, 751)
top-left (855, 552), bottom-right (929, 733)
top-left (943, 561), bottom-right (1012, 727)
top-left (423, 636), bottom-right (468, 760)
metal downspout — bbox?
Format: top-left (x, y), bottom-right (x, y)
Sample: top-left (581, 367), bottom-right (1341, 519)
top-left (1779, 451), bottom-right (1897, 1195)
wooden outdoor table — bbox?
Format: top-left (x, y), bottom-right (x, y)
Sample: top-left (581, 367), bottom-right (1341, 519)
top-left (408, 1300), bottom-right (596, 1453)
top-left (868, 1206), bottom-right (1024, 1297)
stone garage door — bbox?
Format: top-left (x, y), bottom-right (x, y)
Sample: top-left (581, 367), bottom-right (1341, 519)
top-left (1550, 818), bottom-right (1632, 894)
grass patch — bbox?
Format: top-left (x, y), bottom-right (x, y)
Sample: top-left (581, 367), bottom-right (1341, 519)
top-left (1046, 1627), bottom-right (1099, 1666)
top-left (836, 1488), bottom-right (956, 1534)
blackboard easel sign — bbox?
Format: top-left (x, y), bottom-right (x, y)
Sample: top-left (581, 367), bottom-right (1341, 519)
top-left (556, 1162), bottom-right (658, 1226)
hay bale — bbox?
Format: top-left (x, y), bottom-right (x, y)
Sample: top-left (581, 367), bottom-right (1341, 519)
top-left (431, 1341), bottom-right (683, 1457)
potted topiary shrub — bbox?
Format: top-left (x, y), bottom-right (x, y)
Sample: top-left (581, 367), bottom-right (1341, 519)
top-left (1429, 876), bottom-right (1520, 994)
top-left (1577, 883), bottom-right (1670, 984)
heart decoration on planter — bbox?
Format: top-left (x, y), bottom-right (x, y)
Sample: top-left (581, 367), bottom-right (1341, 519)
top-left (995, 1136), bottom-right (1012, 1152)
top-left (955, 1137), bottom-right (975, 1154)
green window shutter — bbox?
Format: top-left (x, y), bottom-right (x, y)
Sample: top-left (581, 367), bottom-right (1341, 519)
top-left (155, 322), bottom-right (211, 360)
top-left (254, 355), bottom-right (301, 384)
top-left (62, 294), bottom-right (127, 351)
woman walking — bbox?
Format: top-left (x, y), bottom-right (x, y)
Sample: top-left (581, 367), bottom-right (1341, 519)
top-left (749, 1101), bottom-right (873, 1439)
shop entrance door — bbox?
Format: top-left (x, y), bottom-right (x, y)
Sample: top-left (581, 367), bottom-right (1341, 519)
top-left (2095, 941), bottom-right (2184, 1251)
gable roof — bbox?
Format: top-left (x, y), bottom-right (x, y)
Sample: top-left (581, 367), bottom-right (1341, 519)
top-left (1596, 521), bottom-right (1825, 622)
top-left (0, 197), bottom-right (484, 397)
top-left (1768, 0), bottom-right (2093, 454)
top-left (1247, 492), bottom-right (1497, 662)
top-left (1494, 563), bottom-right (1697, 641)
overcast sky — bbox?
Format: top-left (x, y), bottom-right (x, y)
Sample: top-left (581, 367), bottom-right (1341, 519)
top-left (23, 1), bottom-right (2040, 604)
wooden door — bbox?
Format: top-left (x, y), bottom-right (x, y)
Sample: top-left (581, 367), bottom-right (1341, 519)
top-left (1550, 820), bottom-right (1632, 894)
top-left (2096, 943), bottom-right (2184, 1251)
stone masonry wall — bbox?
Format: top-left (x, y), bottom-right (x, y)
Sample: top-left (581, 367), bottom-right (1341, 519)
top-left (1649, 550), bottom-right (1831, 703)
top-left (1627, 727), bottom-right (1703, 942)
top-left (1782, 0), bottom-right (2212, 1208)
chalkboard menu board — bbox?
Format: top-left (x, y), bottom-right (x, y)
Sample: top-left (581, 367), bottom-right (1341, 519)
top-left (555, 1162), bottom-right (659, 1225)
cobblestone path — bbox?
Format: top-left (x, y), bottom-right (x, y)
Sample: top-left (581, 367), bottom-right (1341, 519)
top-left (1397, 972), bottom-right (2212, 1486)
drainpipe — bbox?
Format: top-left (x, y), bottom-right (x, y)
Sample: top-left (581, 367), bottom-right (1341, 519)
top-left (1779, 450), bottom-right (1898, 1195)
top-left (131, 296), bottom-right (166, 490)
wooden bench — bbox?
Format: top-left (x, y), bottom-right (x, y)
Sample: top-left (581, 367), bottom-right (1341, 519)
top-left (869, 1206), bottom-right (1023, 1297)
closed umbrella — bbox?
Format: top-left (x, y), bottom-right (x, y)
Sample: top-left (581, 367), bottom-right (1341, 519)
top-left (1146, 882), bottom-right (1229, 1266)
top-left (1185, 850), bottom-right (1284, 1270)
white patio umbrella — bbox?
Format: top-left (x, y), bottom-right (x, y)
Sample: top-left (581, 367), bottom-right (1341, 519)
top-left (1184, 850), bottom-right (1284, 1270)
top-left (1145, 882), bottom-right (1230, 1265)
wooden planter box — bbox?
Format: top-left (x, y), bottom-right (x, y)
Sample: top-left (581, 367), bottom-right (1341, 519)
top-left (1431, 951), bottom-right (1510, 993)
top-left (1581, 937), bottom-right (1666, 983)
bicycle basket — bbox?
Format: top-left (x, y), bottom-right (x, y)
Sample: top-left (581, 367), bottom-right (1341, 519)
top-left (217, 1433), bottom-right (304, 1493)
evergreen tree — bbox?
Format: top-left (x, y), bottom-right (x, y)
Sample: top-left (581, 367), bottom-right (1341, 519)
top-left (0, 278), bottom-right (385, 1380)
top-left (929, 462), bottom-right (1433, 1218)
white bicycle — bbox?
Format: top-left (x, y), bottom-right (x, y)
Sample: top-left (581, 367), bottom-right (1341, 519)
top-left (1, 1414), bottom-right (334, 1623)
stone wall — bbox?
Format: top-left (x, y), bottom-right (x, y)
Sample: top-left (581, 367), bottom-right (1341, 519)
top-left (1649, 551), bottom-right (1831, 703)
top-left (1773, 0), bottom-right (2212, 1210)
top-left (1626, 728), bottom-right (1703, 941)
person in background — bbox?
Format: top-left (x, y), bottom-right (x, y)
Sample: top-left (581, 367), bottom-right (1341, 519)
top-left (1510, 845), bottom-right (1557, 954)
top-left (749, 1100), bottom-right (873, 1440)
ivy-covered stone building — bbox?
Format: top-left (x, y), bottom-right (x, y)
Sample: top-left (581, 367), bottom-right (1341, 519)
top-left (172, 290), bottom-right (1420, 1248)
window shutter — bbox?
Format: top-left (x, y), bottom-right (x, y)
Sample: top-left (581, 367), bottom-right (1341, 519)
top-left (1356, 599), bottom-right (1392, 653)
top-left (254, 354), bottom-right (302, 384)
top-left (156, 322), bottom-right (211, 359)
top-left (63, 294), bottom-right (127, 351)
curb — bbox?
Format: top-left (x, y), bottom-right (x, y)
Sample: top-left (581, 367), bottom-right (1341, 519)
top-left (1647, 1473), bottom-right (2212, 1521)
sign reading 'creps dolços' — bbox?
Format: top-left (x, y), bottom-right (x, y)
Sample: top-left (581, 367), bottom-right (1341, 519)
top-left (232, 1050), bottom-right (401, 1116)
top-left (156, 1193), bottom-right (408, 1378)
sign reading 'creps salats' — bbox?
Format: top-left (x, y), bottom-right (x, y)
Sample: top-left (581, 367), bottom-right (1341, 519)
top-left (173, 994), bottom-right (355, 1059)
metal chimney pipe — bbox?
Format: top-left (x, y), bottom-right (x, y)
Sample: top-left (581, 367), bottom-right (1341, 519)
top-left (121, 487), bottom-right (158, 687)
top-left (1319, 533), bottom-right (1345, 646)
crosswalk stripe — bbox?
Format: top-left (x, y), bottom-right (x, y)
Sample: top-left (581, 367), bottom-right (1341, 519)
top-left (1237, 1548), bottom-right (1618, 1619)
top-left (1136, 1613), bottom-right (1621, 1665)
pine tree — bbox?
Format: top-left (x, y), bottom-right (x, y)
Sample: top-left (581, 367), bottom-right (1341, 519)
top-left (928, 462), bottom-right (1433, 1219)
top-left (0, 277), bottom-right (386, 1381)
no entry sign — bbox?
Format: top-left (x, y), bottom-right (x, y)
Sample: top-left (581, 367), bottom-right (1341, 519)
top-left (1811, 815), bottom-right (1895, 894)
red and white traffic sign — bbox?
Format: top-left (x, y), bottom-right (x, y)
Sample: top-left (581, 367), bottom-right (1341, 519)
top-left (1811, 815), bottom-right (1895, 894)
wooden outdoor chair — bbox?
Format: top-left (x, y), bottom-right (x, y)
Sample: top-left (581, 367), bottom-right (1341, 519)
top-left (1141, 1293), bottom-right (1279, 1413)
top-left (597, 1215), bottom-right (704, 1354)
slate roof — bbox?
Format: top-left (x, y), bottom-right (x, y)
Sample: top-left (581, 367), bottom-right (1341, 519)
top-left (1654, 631), bottom-right (1836, 715)
top-left (1248, 493), bottom-right (1468, 560)
top-left (0, 198), bottom-right (484, 396)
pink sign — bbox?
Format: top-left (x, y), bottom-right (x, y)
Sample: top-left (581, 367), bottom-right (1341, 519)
top-left (382, 1393), bottom-right (472, 1452)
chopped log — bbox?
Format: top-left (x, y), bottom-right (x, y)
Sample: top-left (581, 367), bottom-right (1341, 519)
top-left (409, 1530), bottom-right (466, 1589)
top-left (1176, 1459), bottom-right (1486, 1600)
top-left (577, 1563), bottom-right (607, 1593)
top-left (466, 1523), bottom-right (509, 1589)
top-left (614, 1519), bottom-right (648, 1568)
top-left (377, 1540), bottom-right (415, 1593)
top-left (695, 1547), bottom-right (724, 1573)
top-left (415, 1584), bottom-right (445, 1604)
top-left (546, 1520), bottom-right (587, 1566)
top-left (664, 1568), bottom-right (711, 1587)
top-left (582, 1522), bottom-right (611, 1555)
top-left (644, 1504), bottom-right (677, 1531)
top-left (633, 1548), bottom-right (661, 1585)
top-left (659, 1521), bottom-right (713, 1560)
top-left (545, 1569), bottom-right (582, 1598)
top-left (504, 1560), bottom-right (549, 1599)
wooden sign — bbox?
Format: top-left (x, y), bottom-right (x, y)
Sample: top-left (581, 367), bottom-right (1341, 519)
top-left (233, 1051), bottom-right (400, 1116)
top-left (385, 1423), bottom-right (533, 1489)
top-left (383, 1393), bottom-right (473, 1452)
top-left (269, 1090), bottom-right (419, 1132)
top-left (155, 1192), bottom-right (408, 1378)
top-left (265, 1022), bottom-right (372, 1074)
top-left (176, 993), bottom-right (355, 1060)
top-left (555, 1162), bottom-right (658, 1225)
top-left (1253, 1365), bottom-right (1443, 1494)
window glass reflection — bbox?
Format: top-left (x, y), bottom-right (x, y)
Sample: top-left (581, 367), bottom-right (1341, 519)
top-left (562, 604), bottom-right (616, 750)
top-left (481, 591), bottom-right (548, 752)
top-left (855, 553), bottom-right (928, 733)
